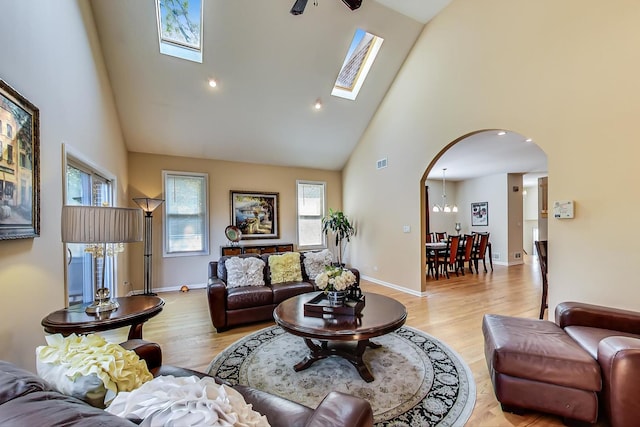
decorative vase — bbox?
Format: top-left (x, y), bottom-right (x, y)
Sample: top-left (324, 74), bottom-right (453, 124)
top-left (455, 222), bottom-right (462, 235)
top-left (327, 290), bottom-right (347, 307)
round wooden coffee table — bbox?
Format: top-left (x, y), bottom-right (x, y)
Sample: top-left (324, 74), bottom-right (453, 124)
top-left (273, 291), bottom-right (407, 382)
top-left (41, 296), bottom-right (164, 340)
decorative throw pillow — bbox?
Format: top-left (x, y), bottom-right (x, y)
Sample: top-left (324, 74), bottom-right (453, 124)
top-left (303, 249), bottom-right (333, 279)
top-left (36, 333), bottom-right (153, 408)
top-left (269, 252), bottom-right (302, 284)
top-left (106, 375), bottom-right (270, 427)
top-left (225, 257), bottom-right (266, 288)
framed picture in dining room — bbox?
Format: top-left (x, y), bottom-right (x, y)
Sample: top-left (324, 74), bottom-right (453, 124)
top-left (0, 79), bottom-right (40, 240)
top-left (230, 191), bottom-right (279, 239)
top-left (471, 201), bottom-right (488, 226)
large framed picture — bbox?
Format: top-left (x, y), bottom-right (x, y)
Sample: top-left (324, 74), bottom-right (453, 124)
top-left (230, 191), bottom-right (279, 239)
top-left (471, 201), bottom-right (488, 226)
top-left (0, 80), bottom-right (40, 240)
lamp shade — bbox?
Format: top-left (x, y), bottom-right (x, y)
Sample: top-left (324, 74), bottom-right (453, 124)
top-left (133, 197), bottom-right (164, 213)
top-left (61, 205), bottom-right (143, 244)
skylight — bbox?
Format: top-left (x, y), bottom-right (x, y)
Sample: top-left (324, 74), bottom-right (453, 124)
top-left (331, 29), bottom-right (384, 101)
top-left (156, 0), bottom-right (203, 63)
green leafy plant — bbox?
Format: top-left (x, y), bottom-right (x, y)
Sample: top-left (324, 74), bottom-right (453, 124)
top-left (321, 209), bottom-right (355, 266)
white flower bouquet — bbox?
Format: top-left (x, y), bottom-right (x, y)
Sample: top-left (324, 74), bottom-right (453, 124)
top-left (315, 266), bottom-right (357, 292)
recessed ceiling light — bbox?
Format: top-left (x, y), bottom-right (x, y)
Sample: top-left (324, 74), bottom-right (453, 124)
top-left (525, 138), bottom-right (533, 142)
top-left (497, 131), bottom-right (506, 136)
top-left (208, 79), bottom-right (217, 88)
top-left (314, 99), bottom-right (322, 110)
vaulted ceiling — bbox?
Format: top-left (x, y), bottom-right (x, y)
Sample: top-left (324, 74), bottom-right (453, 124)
top-left (90, 0), bottom-right (547, 179)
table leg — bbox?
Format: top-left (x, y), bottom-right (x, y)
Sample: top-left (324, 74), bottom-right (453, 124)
top-left (293, 338), bottom-right (377, 382)
top-left (127, 322), bottom-right (144, 340)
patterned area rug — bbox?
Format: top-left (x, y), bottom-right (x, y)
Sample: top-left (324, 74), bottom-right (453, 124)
top-left (208, 325), bottom-right (475, 426)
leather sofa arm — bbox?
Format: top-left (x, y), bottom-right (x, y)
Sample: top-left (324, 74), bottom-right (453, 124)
top-left (207, 279), bottom-right (228, 331)
top-left (598, 336), bottom-right (640, 427)
top-left (304, 391), bottom-right (373, 427)
top-left (555, 301), bottom-right (640, 334)
top-left (119, 339), bottom-right (162, 371)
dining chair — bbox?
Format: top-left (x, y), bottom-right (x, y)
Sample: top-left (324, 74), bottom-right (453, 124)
top-left (456, 234), bottom-right (475, 275)
top-left (437, 235), bottom-right (460, 279)
top-left (470, 232), bottom-right (490, 273)
top-left (426, 233), bottom-right (436, 243)
top-left (435, 232), bottom-right (447, 242)
top-left (535, 240), bottom-right (548, 319)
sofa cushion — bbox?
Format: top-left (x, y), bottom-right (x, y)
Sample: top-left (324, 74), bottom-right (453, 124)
top-left (268, 252), bottom-right (302, 284)
top-left (303, 249), bottom-right (333, 279)
top-left (271, 281), bottom-right (315, 304)
top-left (225, 257), bottom-right (266, 288)
top-left (0, 361), bottom-right (53, 406)
top-left (564, 325), bottom-right (640, 359)
top-left (227, 286), bottom-right (274, 310)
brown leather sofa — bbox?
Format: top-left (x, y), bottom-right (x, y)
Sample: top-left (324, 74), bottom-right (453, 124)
top-left (483, 301), bottom-right (640, 427)
top-left (207, 252), bottom-right (360, 332)
top-left (0, 339), bottom-right (374, 427)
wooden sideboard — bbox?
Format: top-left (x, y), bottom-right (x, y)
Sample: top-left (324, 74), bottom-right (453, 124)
top-left (220, 243), bottom-right (294, 256)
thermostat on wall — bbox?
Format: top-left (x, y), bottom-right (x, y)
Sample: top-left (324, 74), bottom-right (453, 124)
top-left (553, 200), bottom-right (574, 219)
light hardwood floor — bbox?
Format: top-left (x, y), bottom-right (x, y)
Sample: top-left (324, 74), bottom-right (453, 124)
top-left (105, 256), bottom-right (579, 426)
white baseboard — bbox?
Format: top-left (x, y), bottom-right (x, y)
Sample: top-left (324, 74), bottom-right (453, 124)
top-left (126, 283), bottom-right (207, 296)
top-left (360, 275), bottom-right (426, 297)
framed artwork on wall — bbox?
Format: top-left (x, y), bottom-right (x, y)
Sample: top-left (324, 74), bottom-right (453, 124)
top-left (230, 191), bottom-right (279, 239)
top-left (0, 79), bottom-right (40, 240)
top-left (471, 201), bottom-right (488, 226)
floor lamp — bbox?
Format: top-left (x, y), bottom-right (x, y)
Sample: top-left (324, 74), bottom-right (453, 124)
top-left (61, 205), bottom-right (143, 314)
top-left (133, 197), bottom-right (164, 296)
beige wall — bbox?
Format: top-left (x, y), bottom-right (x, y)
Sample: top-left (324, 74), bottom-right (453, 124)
top-left (344, 0), bottom-right (640, 311)
top-left (0, 1), bottom-right (129, 369)
top-left (127, 153), bottom-right (342, 291)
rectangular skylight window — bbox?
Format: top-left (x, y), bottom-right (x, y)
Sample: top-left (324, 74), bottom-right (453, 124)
top-left (331, 29), bottom-right (384, 101)
top-left (156, 0), bottom-right (203, 63)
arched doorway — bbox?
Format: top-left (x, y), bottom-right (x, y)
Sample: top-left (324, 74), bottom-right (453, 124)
top-left (420, 129), bottom-right (548, 290)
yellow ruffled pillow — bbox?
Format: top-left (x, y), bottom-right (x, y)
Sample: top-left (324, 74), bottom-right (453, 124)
top-left (269, 252), bottom-right (302, 284)
top-left (36, 333), bottom-right (153, 408)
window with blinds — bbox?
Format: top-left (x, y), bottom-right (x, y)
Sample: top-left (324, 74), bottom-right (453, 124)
top-left (296, 180), bottom-right (326, 249)
top-left (163, 171), bottom-right (209, 256)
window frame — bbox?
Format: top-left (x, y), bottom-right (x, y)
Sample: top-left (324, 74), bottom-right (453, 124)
top-left (296, 180), bottom-right (327, 250)
top-left (162, 170), bottom-right (209, 257)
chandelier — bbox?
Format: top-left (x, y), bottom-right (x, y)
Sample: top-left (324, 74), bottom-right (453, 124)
top-left (432, 168), bottom-right (458, 213)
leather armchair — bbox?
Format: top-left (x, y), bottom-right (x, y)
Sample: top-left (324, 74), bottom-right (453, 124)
top-left (556, 302), bottom-right (640, 427)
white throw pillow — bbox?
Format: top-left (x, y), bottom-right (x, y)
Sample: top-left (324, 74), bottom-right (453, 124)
top-left (106, 375), bottom-right (270, 427)
top-left (303, 249), bottom-right (333, 279)
top-left (225, 257), bottom-right (266, 288)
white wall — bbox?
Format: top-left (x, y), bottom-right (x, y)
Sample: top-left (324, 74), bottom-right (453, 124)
top-left (0, 0), bottom-right (129, 370)
top-left (523, 184), bottom-right (539, 255)
top-left (343, 0), bottom-right (640, 313)
top-left (457, 174), bottom-right (507, 264)
top-left (426, 179), bottom-right (458, 236)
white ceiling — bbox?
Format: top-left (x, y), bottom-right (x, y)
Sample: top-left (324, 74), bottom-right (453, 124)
top-left (427, 130), bottom-right (548, 187)
top-left (89, 0), bottom-right (547, 180)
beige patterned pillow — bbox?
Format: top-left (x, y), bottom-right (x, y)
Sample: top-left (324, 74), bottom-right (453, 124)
top-left (225, 257), bottom-right (266, 288)
top-left (303, 249), bottom-right (333, 279)
top-left (269, 252), bottom-right (302, 284)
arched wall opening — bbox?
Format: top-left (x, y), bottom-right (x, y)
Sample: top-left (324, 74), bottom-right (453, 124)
top-left (419, 129), bottom-right (548, 291)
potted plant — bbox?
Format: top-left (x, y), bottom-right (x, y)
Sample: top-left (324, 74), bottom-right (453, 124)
top-left (322, 208), bottom-right (355, 266)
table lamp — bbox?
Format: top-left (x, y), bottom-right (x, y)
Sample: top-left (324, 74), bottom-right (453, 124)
top-left (61, 205), bottom-right (143, 314)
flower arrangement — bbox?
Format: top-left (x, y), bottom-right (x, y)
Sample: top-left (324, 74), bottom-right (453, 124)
top-left (315, 266), bottom-right (357, 292)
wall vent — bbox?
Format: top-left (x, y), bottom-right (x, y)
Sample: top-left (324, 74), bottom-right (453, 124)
top-left (376, 158), bottom-right (388, 169)
top-left (492, 252), bottom-right (500, 260)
